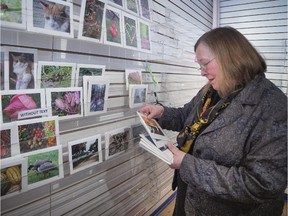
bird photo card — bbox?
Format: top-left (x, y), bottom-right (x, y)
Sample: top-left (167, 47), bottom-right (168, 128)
top-left (0, 122), bottom-right (20, 160)
top-left (78, 0), bottom-right (106, 43)
top-left (75, 64), bottom-right (105, 87)
top-left (0, 156), bottom-right (28, 199)
top-left (68, 134), bottom-right (102, 174)
top-left (45, 87), bottom-right (83, 120)
top-left (0, 0), bottom-right (27, 29)
top-left (105, 127), bottom-right (131, 159)
top-left (25, 146), bottom-right (63, 190)
top-left (26, 0), bottom-right (74, 38)
top-left (16, 116), bottom-right (60, 155)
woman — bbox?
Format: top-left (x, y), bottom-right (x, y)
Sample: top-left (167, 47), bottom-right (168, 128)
top-left (139, 27), bottom-right (287, 215)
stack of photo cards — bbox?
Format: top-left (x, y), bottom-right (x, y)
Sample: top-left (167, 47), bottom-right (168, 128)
top-left (137, 111), bottom-right (173, 165)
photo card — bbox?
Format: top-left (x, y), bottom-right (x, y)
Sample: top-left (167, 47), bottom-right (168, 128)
top-left (0, 122), bottom-right (19, 160)
top-left (76, 64), bottom-right (105, 87)
top-left (125, 69), bottom-right (142, 90)
top-left (38, 61), bottom-right (77, 88)
top-left (84, 77), bottom-right (110, 116)
top-left (105, 127), bottom-right (131, 159)
top-left (0, 89), bottom-right (46, 124)
top-left (0, 0), bottom-right (27, 29)
top-left (104, 5), bottom-right (123, 47)
top-left (68, 134), bottom-right (102, 174)
top-left (17, 116), bottom-right (60, 155)
top-left (125, 0), bottom-right (139, 16)
top-left (139, 19), bottom-right (152, 52)
top-left (78, 0), bottom-right (106, 43)
top-left (4, 46), bottom-right (38, 90)
top-left (0, 156), bottom-right (28, 199)
top-left (27, 0), bottom-right (74, 38)
top-left (129, 84), bottom-right (147, 108)
top-left (139, 0), bottom-right (151, 21)
top-left (107, 0), bottom-right (124, 9)
top-left (122, 12), bottom-right (139, 50)
top-left (1, 48), bottom-right (5, 90)
top-left (25, 146), bottom-right (63, 190)
top-left (46, 87), bottom-right (83, 120)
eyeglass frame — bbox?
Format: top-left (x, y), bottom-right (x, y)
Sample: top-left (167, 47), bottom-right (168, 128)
top-left (197, 58), bottom-right (215, 72)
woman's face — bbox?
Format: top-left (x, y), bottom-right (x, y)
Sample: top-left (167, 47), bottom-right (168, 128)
top-left (195, 43), bottom-right (221, 92)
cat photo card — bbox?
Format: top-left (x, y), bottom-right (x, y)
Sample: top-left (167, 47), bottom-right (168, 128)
top-left (84, 77), bottom-right (110, 116)
top-left (0, 89), bottom-right (46, 124)
top-left (129, 84), bottom-right (147, 108)
top-left (27, 0), bottom-right (74, 38)
top-left (104, 5), bottom-right (123, 47)
top-left (122, 12), bottom-right (139, 50)
top-left (105, 126), bottom-right (131, 160)
top-left (78, 0), bottom-right (106, 43)
top-left (37, 61), bottom-right (77, 88)
top-left (17, 116), bottom-right (60, 155)
top-left (139, 19), bottom-right (152, 52)
top-left (0, 122), bottom-right (20, 160)
top-left (46, 87), bottom-right (83, 120)
top-left (124, 0), bottom-right (139, 16)
top-left (0, 156), bottom-right (28, 199)
top-left (125, 69), bottom-right (142, 90)
top-left (25, 146), bottom-right (64, 190)
top-left (107, 0), bottom-right (124, 9)
top-left (4, 46), bottom-right (38, 90)
top-left (68, 134), bottom-right (102, 174)
top-left (0, 0), bottom-right (27, 29)
top-left (76, 64), bottom-right (105, 87)
top-left (139, 0), bottom-right (152, 21)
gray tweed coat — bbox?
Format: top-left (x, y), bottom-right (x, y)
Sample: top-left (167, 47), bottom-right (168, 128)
top-left (158, 74), bottom-right (287, 216)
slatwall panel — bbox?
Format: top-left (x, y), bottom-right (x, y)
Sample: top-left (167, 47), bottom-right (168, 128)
top-left (219, 0), bottom-right (288, 94)
top-left (0, 0), bottom-right (211, 215)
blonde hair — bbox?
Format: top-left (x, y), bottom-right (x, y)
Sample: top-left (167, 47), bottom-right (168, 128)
top-left (195, 27), bottom-right (266, 97)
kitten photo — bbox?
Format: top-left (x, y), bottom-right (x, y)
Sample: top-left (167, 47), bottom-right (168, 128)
top-left (10, 53), bottom-right (34, 90)
top-left (39, 0), bottom-right (70, 33)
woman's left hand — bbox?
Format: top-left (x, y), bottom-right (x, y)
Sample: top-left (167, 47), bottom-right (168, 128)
top-left (167, 143), bottom-right (186, 169)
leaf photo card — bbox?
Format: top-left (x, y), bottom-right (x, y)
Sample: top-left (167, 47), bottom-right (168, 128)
top-left (139, 0), bottom-right (151, 21)
top-left (125, 0), bottom-right (139, 16)
top-left (0, 89), bottom-right (46, 124)
top-left (4, 47), bottom-right (38, 90)
top-left (17, 117), bottom-right (60, 155)
top-left (25, 146), bottom-right (63, 190)
top-left (68, 134), bottom-right (102, 174)
top-left (104, 5), bottom-right (123, 47)
top-left (46, 87), bottom-right (83, 120)
top-left (27, 0), bottom-right (74, 38)
top-left (0, 123), bottom-right (19, 160)
top-left (84, 77), bottom-right (110, 116)
top-left (129, 84), bottom-right (147, 108)
top-left (38, 61), bottom-right (77, 88)
top-left (105, 127), bottom-right (131, 159)
top-left (0, 157), bottom-right (28, 199)
top-left (78, 0), bottom-right (106, 43)
top-left (125, 69), bottom-right (142, 90)
top-left (139, 19), bottom-right (152, 52)
top-left (0, 0), bottom-right (27, 29)
top-left (76, 64), bottom-right (105, 87)
top-left (122, 12), bottom-right (139, 50)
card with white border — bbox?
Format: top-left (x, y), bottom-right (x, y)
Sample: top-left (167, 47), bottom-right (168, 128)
top-left (26, 0), bottom-right (74, 38)
top-left (107, 0), bottom-right (124, 9)
top-left (1, 47), bottom-right (6, 90)
top-left (0, 122), bottom-right (20, 160)
top-left (129, 84), bottom-right (147, 108)
top-left (139, 0), bottom-right (152, 21)
top-left (76, 64), bottom-right (105, 87)
top-left (125, 69), bottom-right (142, 90)
top-left (45, 87), bottom-right (83, 120)
top-left (122, 12), bottom-right (139, 50)
top-left (139, 19), bottom-right (152, 52)
top-left (124, 0), bottom-right (139, 16)
top-left (68, 134), bottom-right (102, 174)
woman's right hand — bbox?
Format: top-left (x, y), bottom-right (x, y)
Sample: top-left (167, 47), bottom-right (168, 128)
top-left (139, 104), bottom-right (164, 119)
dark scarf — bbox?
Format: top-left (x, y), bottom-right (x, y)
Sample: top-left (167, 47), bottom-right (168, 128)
top-left (177, 86), bottom-right (242, 153)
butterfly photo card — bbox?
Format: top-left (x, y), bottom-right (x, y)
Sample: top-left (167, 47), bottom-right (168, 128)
top-left (27, 0), bottom-right (74, 38)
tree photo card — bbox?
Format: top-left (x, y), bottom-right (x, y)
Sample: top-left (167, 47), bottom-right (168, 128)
top-left (25, 146), bottom-right (63, 190)
top-left (0, 157), bottom-right (28, 199)
top-left (129, 84), bottom-right (147, 108)
top-left (0, 0), bottom-right (27, 29)
top-left (104, 5), bottom-right (123, 47)
top-left (38, 61), bottom-right (76, 88)
top-left (4, 47), bottom-right (38, 90)
top-left (78, 0), bottom-right (106, 43)
top-left (46, 87), bottom-right (83, 120)
top-left (105, 127), bottom-right (131, 159)
top-left (0, 122), bottom-right (19, 160)
top-left (122, 12), bottom-right (139, 50)
top-left (0, 89), bottom-right (46, 124)
top-left (26, 0), bottom-right (74, 38)
top-left (76, 64), bottom-right (105, 87)
top-left (17, 117), bottom-right (60, 155)
top-left (68, 134), bottom-right (102, 174)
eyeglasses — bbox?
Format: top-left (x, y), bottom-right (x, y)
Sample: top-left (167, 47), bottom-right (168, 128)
top-left (198, 58), bottom-right (214, 72)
